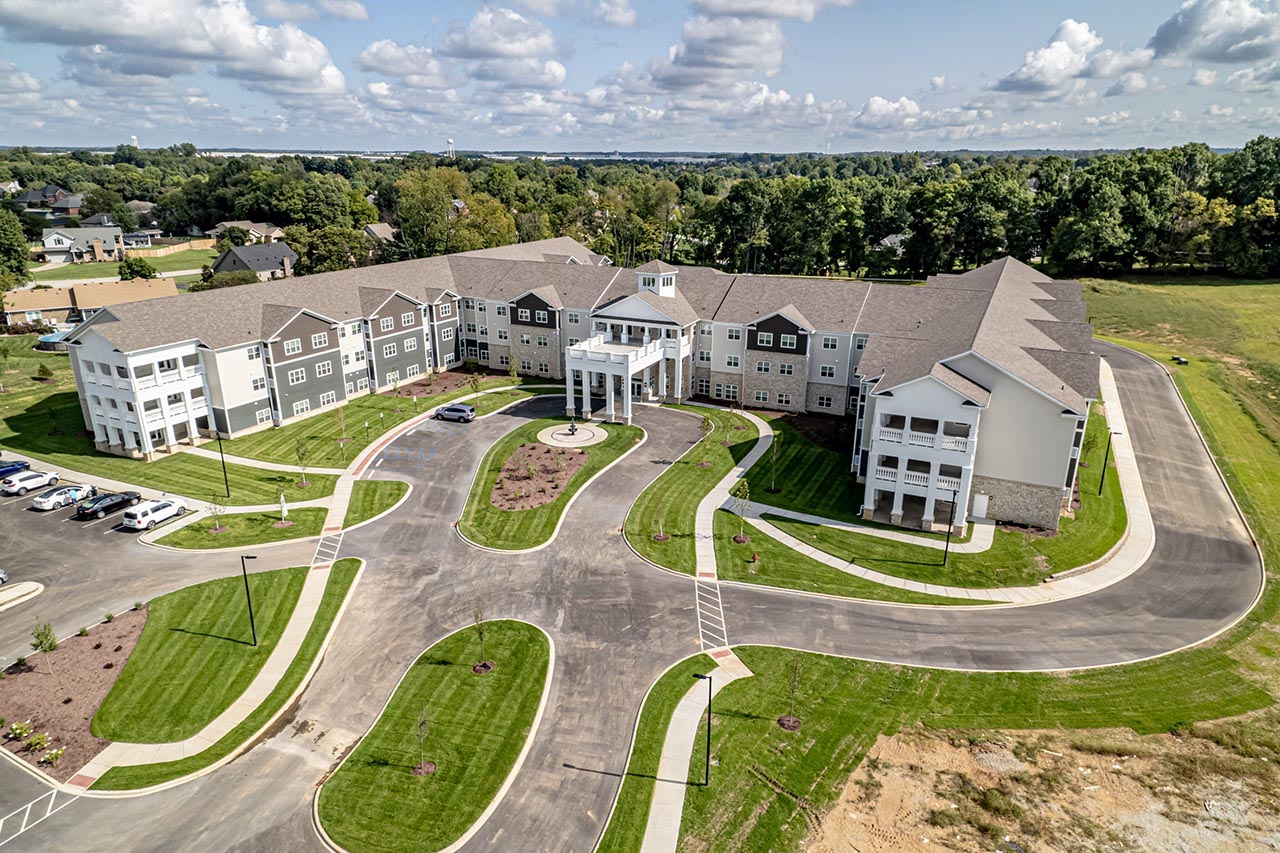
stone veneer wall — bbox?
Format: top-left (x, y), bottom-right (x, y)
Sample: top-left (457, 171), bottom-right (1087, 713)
top-left (804, 381), bottom-right (848, 414)
top-left (508, 325), bottom-right (563, 379)
top-left (972, 474), bottom-right (1063, 531)
top-left (708, 369), bottom-right (746, 401)
top-left (742, 349), bottom-right (808, 411)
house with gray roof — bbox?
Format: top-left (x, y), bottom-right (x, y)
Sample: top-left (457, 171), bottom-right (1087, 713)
top-left (62, 237), bottom-right (1096, 532)
top-left (38, 227), bottom-right (125, 263)
top-left (210, 243), bottom-right (299, 281)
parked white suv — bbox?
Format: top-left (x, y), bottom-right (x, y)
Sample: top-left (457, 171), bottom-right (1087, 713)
top-left (121, 498), bottom-right (188, 530)
top-left (1, 470), bottom-right (59, 496)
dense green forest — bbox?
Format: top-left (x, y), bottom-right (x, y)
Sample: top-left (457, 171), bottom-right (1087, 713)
top-left (2, 137), bottom-right (1278, 281)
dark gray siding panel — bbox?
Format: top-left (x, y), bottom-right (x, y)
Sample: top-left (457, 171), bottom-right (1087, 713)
top-left (271, 350), bottom-right (347, 418)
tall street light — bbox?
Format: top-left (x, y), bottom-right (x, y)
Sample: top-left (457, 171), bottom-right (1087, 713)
top-left (1098, 431), bottom-right (1122, 496)
top-left (215, 433), bottom-right (231, 498)
top-left (943, 487), bottom-right (959, 566)
top-left (692, 673), bottom-right (712, 786)
top-left (240, 554), bottom-right (259, 646)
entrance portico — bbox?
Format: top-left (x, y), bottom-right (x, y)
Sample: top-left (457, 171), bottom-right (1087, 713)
top-left (564, 328), bottom-right (687, 424)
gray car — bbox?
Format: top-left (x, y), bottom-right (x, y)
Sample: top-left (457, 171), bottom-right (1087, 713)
top-left (436, 403), bottom-right (476, 423)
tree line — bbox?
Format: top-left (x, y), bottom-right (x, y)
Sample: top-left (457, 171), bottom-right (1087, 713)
top-left (2, 136), bottom-right (1278, 286)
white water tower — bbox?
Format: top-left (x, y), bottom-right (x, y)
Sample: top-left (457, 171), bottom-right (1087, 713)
top-left (446, 138), bottom-right (455, 158)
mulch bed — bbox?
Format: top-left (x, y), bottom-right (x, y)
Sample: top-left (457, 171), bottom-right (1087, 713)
top-left (490, 442), bottom-right (587, 510)
top-left (777, 715), bottom-right (802, 731)
top-left (382, 366), bottom-right (510, 400)
top-left (0, 609), bottom-right (147, 782)
top-left (471, 661), bottom-right (494, 675)
top-left (413, 760), bottom-right (437, 776)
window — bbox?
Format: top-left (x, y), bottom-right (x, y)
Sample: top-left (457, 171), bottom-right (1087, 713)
top-left (518, 308), bottom-right (531, 322)
top-left (349, 322), bottom-right (361, 337)
top-left (292, 400), bottom-right (311, 416)
top-left (439, 303), bottom-right (452, 317)
top-left (356, 376), bottom-right (369, 391)
top-left (726, 355), bottom-right (740, 368)
top-left (855, 336), bottom-right (866, 351)
top-left (342, 353), bottom-right (351, 367)
top-left (779, 363), bottom-right (794, 376)
top-left (699, 350), bottom-right (711, 363)
top-left (339, 324), bottom-right (346, 339)
top-left (820, 365), bottom-right (835, 379)
top-left (85, 362), bottom-right (96, 374)
top-left (385, 370), bottom-right (400, 385)
top-left (252, 377), bottom-right (267, 392)
top-left (24, 310), bottom-right (42, 322)
top-left (479, 326), bottom-right (488, 338)
top-left (405, 337), bottom-right (418, 352)
top-left (401, 311), bottom-right (415, 326)
top-left (568, 337), bottom-right (579, 346)
top-left (756, 361), bottom-right (770, 374)
top-left (817, 395), bottom-right (833, 409)
top-left (466, 346), bottom-right (477, 358)
top-left (713, 383), bottom-right (723, 398)
top-left (463, 299), bottom-right (475, 311)
top-left (157, 358), bottom-right (177, 372)
top-left (466, 322), bottom-right (477, 334)
top-left (754, 391), bottom-right (768, 403)
top-left (520, 359), bottom-right (532, 372)
top-left (443, 353), bottom-right (456, 365)
top-left (520, 334), bottom-right (532, 345)
top-left (697, 378), bottom-right (710, 395)
top-left (247, 345), bottom-right (262, 360)
top-left (406, 364), bottom-right (421, 378)
top-left (383, 343), bottom-right (397, 358)
top-left (379, 317), bottom-right (394, 332)
top-left (727, 328), bottom-right (742, 341)
top-left (477, 302), bottom-right (486, 313)
top-left (256, 408), bottom-right (272, 424)
top-left (316, 361), bottom-right (333, 378)
top-left (283, 339), bottom-right (301, 356)
top-left (311, 332), bottom-right (329, 349)
top-left (777, 393), bottom-right (791, 406)
top-left (440, 328), bottom-right (454, 341)
top-left (537, 335), bottom-right (548, 347)
top-left (567, 311), bottom-right (580, 324)
top-left (780, 334), bottom-right (797, 349)
top-left (287, 368), bottom-right (305, 385)
top-left (497, 329), bottom-right (509, 341)
top-left (496, 305), bottom-right (507, 317)
top-left (498, 355), bottom-right (510, 367)
top-left (535, 310), bottom-right (548, 324)
top-left (109, 397), bottom-right (120, 409)
top-left (538, 362), bottom-right (550, 374)
top-left (700, 324), bottom-right (712, 336)
top-left (724, 384), bottom-right (739, 401)
top-left (757, 331), bottom-right (774, 347)
top-left (354, 350), bottom-right (366, 363)
top-left (320, 391), bottom-right (337, 407)
top-left (822, 335), bottom-right (838, 350)
top-left (346, 381), bottom-right (354, 395)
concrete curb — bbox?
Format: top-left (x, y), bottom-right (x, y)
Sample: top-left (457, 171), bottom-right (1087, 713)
top-left (312, 620), bottom-right (557, 853)
top-left (454, 422), bottom-right (648, 555)
top-left (0, 581), bottom-right (44, 613)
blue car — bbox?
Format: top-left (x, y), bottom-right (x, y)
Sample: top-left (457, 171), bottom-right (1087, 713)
top-left (0, 459), bottom-right (30, 480)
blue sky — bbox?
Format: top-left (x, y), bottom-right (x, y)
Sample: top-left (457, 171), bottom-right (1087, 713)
top-left (1, 0), bottom-right (1278, 152)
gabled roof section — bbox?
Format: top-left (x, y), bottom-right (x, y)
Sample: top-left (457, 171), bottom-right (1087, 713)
top-left (751, 303), bottom-right (814, 331)
top-left (216, 242), bottom-right (298, 273)
top-left (511, 284), bottom-right (564, 309)
top-left (636, 259), bottom-right (678, 274)
top-left (930, 363), bottom-right (991, 406)
top-left (592, 289), bottom-right (699, 326)
top-left (262, 305), bottom-right (338, 339)
top-left (358, 287), bottom-right (422, 317)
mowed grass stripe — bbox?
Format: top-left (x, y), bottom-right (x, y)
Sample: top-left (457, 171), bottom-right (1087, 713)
top-left (745, 413), bottom-right (861, 522)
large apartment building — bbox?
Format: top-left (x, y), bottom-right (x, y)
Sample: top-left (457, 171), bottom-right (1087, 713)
top-left (64, 236), bottom-right (1097, 533)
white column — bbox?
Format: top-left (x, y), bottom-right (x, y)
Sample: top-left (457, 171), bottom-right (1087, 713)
top-left (623, 370), bottom-right (634, 425)
top-left (658, 358), bottom-right (667, 402)
top-left (606, 374), bottom-right (616, 422)
top-left (580, 367), bottom-right (591, 420)
top-left (674, 352), bottom-right (683, 402)
top-left (92, 421), bottom-right (108, 443)
top-left (921, 491), bottom-right (937, 531)
top-left (890, 455), bottom-right (907, 522)
top-left (564, 366), bottom-right (576, 417)
top-left (956, 465), bottom-right (975, 533)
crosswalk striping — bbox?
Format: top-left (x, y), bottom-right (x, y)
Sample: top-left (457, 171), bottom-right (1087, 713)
top-left (694, 578), bottom-right (729, 651)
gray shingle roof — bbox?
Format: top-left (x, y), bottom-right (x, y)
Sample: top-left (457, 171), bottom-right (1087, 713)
top-left (215, 242), bottom-right (299, 273)
top-left (42, 227), bottom-right (123, 252)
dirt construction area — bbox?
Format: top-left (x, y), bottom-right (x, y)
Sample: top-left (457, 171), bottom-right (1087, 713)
top-left (809, 724), bottom-right (1280, 852)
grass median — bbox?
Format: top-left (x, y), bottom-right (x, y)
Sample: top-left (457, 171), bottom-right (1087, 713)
top-left (91, 559), bottom-right (360, 790)
top-left (317, 620), bottom-right (550, 853)
top-left (460, 416), bottom-right (643, 550)
top-left (624, 405), bottom-right (758, 573)
top-left (343, 479), bottom-right (410, 528)
top-left (744, 412), bottom-right (861, 522)
top-left (155, 507), bottom-right (327, 549)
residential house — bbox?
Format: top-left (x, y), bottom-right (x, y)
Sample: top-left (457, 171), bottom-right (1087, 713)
top-left (3, 278), bottom-right (179, 328)
top-left (62, 237), bottom-right (1097, 537)
top-left (122, 230), bottom-right (161, 249)
top-left (16, 184), bottom-right (69, 209)
top-left (80, 212), bottom-right (117, 227)
top-left (126, 200), bottom-right (157, 222)
top-left (210, 243), bottom-right (298, 281)
top-left (39, 227), bottom-right (126, 263)
top-left (207, 220), bottom-right (285, 243)
top-left (1, 180), bottom-right (20, 195)
top-left (363, 223), bottom-right (396, 243)
top-left (50, 194), bottom-right (85, 217)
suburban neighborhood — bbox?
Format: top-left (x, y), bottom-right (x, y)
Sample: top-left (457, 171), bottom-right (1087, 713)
top-left (1, 1), bottom-right (1279, 852)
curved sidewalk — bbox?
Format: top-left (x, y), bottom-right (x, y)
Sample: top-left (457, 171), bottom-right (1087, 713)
top-left (692, 407), bottom-right (774, 580)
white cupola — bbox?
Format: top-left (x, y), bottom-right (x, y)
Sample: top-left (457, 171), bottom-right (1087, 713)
top-left (636, 259), bottom-right (678, 298)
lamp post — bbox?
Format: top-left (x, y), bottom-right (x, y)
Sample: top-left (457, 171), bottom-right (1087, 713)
top-left (943, 487), bottom-right (959, 566)
top-left (1098, 431), bottom-right (1122, 496)
top-left (240, 554), bottom-right (258, 646)
top-left (692, 673), bottom-right (712, 786)
top-left (364, 420), bottom-right (370, 443)
top-left (215, 433), bottom-right (231, 498)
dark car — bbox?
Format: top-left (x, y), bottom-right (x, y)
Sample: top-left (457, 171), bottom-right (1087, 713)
top-left (0, 459), bottom-right (31, 480)
top-left (75, 491), bottom-right (142, 520)
top-left (435, 403), bottom-right (477, 423)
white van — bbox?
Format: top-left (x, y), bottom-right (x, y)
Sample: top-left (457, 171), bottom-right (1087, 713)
top-left (121, 498), bottom-right (188, 530)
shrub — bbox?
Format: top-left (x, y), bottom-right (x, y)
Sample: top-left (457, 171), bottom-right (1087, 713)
top-left (9, 720), bottom-right (33, 739)
top-left (928, 808), bottom-right (961, 828)
top-left (39, 747), bottom-right (66, 765)
top-left (104, 612), bottom-right (115, 623)
top-left (134, 600), bottom-right (144, 611)
top-left (36, 363), bottom-right (53, 379)
top-left (77, 626), bottom-right (89, 637)
top-left (25, 731), bottom-right (50, 751)
top-left (15, 656), bottom-right (26, 667)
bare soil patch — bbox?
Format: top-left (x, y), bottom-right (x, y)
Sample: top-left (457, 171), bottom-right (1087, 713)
top-left (490, 442), bottom-right (587, 510)
top-left (382, 366), bottom-right (510, 401)
top-left (0, 609), bottom-right (147, 782)
top-left (809, 725), bottom-right (1280, 853)
top-left (413, 760), bottom-right (437, 776)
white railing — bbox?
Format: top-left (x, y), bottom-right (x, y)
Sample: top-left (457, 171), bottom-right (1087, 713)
top-left (907, 431), bottom-right (936, 448)
top-left (940, 436), bottom-right (969, 453)
top-left (936, 475), bottom-right (962, 491)
top-left (874, 466), bottom-right (897, 483)
top-left (877, 427), bottom-right (903, 444)
top-left (903, 470), bottom-right (930, 487)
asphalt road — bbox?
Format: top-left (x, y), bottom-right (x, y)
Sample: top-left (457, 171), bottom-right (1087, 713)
top-left (0, 343), bottom-right (1263, 851)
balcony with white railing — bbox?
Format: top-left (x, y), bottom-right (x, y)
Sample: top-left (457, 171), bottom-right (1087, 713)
top-left (936, 475), bottom-right (962, 491)
top-left (566, 333), bottom-right (667, 372)
top-left (902, 470), bottom-right (930, 487)
top-left (877, 427), bottom-right (903, 444)
top-left (907, 431), bottom-right (936, 448)
top-left (874, 466), bottom-right (898, 483)
top-left (940, 435), bottom-right (969, 453)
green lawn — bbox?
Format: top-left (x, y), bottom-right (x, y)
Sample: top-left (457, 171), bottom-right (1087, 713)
top-left (596, 654), bottom-right (715, 853)
top-left (744, 413), bottom-right (862, 522)
top-left (93, 566), bottom-right (309, 743)
top-left (625, 405), bottom-right (759, 573)
top-left (30, 248), bottom-right (218, 281)
top-left (221, 376), bottom-right (538, 467)
top-left (0, 391), bottom-right (337, 505)
top-left (460, 416), bottom-right (643, 550)
top-left (714, 510), bottom-right (977, 605)
top-left (93, 560), bottom-right (360, 790)
top-left (471, 385), bottom-right (563, 416)
top-left (155, 507), bottom-right (327, 549)
top-left (317, 620), bottom-right (550, 853)
top-left (344, 479), bottom-right (410, 528)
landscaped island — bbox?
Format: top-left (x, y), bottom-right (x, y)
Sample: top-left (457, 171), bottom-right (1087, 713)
top-left (316, 620), bottom-right (551, 853)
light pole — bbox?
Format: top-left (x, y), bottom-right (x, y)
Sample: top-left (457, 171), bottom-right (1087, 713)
top-left (692, 673), bottom-right (712, 786)
top-left (215, 433), bottom-right (231, 498)
top-left (240, 554), bottom-right (259, 646)
top-left (1098, 431), bottom-right (1122, 496)
top-left (364, 420), bottom-right (370, 443)
top-left (943, 487), bottom-right (959, 566)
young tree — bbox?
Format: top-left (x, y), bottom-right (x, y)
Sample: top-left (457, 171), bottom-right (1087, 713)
top-left (730, 479), bottom-right (751, 540)
top-left (768, 432), bottom-right (782, 493)
top-left (699, 415), bottom-right (715, 442)
top-left (117, 256), bottom-right (157, 280)
top-left (414, 705), bottom-right (430, 773)
top-left (0, 341), bottom-right (14, 371)
top-left (206, 495), bottom-right (229, 532)
top-left (31, 623), bottom-right (57, 675)
top-left (784, 655), bottom-right (804, 726)
top-left (37, 363), bottom-right (53, 380)
top-left (507, 357), bottom-right (518, 381)
top-left (473, 606), bottom-right (487, 664)
top-left (294, 437), bottom-right (312, 487)
top-left (469, 370), bottom-right (482, 396)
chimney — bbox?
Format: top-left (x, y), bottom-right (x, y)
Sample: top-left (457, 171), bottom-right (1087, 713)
top-left (281, 256), bottom-right (293, 278)
top-left (91, 238), bottom-right (104, 261)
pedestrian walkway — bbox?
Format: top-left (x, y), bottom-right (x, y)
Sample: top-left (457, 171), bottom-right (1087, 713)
top-left (639, 649), bottom-right (754, 853)
top-left (740, 501), bottom-right (993, 552)
top-left (179, 445), bottom-right (345, 475)
top-left (691, 407), bottom-right (773, 580)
